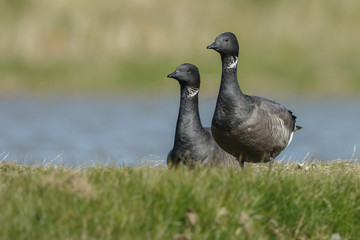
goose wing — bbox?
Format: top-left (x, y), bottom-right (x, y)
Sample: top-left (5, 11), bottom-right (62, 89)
top-left (250, 96), bottom-right (296, 149)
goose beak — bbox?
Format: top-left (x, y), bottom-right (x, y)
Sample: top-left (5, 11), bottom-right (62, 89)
top-left (206, 42), bottom-right (218, 50)
top-left (167, 71), bottom-right (177, 79)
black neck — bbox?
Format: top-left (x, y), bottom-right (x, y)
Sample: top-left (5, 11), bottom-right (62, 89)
top-left (174, 85), bottom-right (205, 146)
top-left (219, 54), bottom-right (243, 97)
top-left (212, 54), bottom-right (253, 118)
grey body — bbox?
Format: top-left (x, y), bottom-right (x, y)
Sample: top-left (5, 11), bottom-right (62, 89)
top-left (207, 32), bottom-right (301, 166)
top-left (167, 63), bottom-right (238, 168)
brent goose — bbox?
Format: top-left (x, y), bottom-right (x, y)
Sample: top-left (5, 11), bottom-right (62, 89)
top-left (207, 32), bottom-right (301, 168)
top-left (167, 63), bottom-right (239, 168)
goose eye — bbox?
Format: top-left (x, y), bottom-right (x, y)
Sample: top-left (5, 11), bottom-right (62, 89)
top-left (225, 39), bottom-right (229, 42)
top-left (187, 70), bottom-right (190, 73)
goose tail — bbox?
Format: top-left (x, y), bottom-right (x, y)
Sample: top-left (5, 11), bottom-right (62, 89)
top-left (288, 110), bottom-right (302, 132)
top-left (294, 125), bottom-right (302, 132)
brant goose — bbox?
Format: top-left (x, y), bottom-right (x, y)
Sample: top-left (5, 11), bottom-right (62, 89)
top-left (167, 63), bottom-right (239, 168)
top-left (207, 32), bottom-right (301, 167)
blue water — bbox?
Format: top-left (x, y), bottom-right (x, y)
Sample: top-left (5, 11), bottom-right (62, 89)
top-left (0, 96), bottom-right (359, 166)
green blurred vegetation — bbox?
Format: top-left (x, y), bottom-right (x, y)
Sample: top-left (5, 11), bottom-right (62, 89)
top-left (1, 161), bottom-right (360, 239)
top-left (1, 0), bottom-right (360, 96)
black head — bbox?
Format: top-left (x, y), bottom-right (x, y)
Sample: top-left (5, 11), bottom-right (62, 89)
top-left (167, 63), bottom-right (200, 88)
top-left (207, 32), bottom-right (239, 57)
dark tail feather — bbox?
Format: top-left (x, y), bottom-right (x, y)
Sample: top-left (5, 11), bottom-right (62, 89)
top-left (288, 110), bottom-right (302, 132)
top-left (294, 125), bottom-right (302, 132)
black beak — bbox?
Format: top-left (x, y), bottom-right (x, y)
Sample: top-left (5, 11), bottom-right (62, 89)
top-left (167, 71), bottom-right (177, 79)
top-left (206, 42), bottom-right (217, 50)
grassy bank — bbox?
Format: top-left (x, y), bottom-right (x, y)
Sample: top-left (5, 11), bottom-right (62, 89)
top-left (0, 161), bottom-right (359, 239)
top-left (1, 0), bottom-right (360, 96)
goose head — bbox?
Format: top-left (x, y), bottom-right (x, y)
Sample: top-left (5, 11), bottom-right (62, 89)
top-left (207, 32), bottom-right (239, 57)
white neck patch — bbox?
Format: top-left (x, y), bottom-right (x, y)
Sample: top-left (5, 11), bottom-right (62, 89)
top-left (185, 87), bottom-right (199, 98)
top-left (226, 56), bottom-right (238, 69)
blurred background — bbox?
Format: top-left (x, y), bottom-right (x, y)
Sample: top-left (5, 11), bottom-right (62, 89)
top-left (0, 0), bottom-right (359, 165)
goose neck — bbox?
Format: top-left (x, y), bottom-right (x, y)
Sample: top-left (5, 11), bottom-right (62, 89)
top-left (219, 55), bottom-right (242, 94)
top-left (221, 55), bottom-right (238, 74)
top-left (175, 85), bottom-right (203, 136)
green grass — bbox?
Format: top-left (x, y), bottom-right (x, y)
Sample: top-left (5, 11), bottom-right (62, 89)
top-left (1, 161), bottom-right (359, 239)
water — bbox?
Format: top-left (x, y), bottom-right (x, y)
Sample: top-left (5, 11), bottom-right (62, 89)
top-left (0, 96), bottom-right (359, 166)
